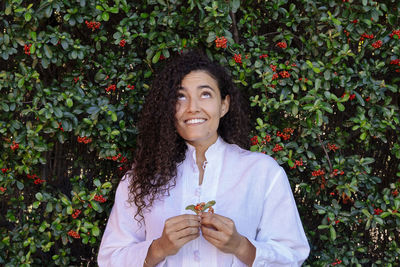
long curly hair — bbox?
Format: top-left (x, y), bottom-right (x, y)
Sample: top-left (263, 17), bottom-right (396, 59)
top-left (127, 50), bottom-right (250, 221)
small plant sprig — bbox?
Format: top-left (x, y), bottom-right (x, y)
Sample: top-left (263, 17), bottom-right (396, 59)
top-left (186, 200), bottom-right (216, 215)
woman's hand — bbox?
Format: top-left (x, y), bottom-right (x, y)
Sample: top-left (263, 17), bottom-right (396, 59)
top-left (145, 214), bottom-right (201, 266)
top-left (200, 212), bottom-right (256, 266)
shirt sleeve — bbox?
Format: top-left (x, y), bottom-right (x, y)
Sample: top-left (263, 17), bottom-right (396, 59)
top-left (246, 167), bottom-right (310, 266)
top-left (97, 176), bottom-right (167, 267)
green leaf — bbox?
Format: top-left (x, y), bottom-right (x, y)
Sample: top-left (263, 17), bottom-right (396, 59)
top-left (94, 179), bottom-right (101, 187)
top-left (230, 0), bottom-right (240, 13)
top-left (33, 201), bottom-right (40, 209)
top-left (102, 12), bottom-right (109, 21)
top-left (17, 181), bottom-right (24, 190)
top-left (43, 44), bottom-right (52, 59)
top-left (360, 132), bottom-right (367, 140)
top-left (315, 78), bottom-right (321, 90)
top-left (90, 201), bottom-right (100, 211)
top-left (25, 12), bottom-right (32, 22)
top-left (66, 98), bottom-right (73, 108)
top-left (92, 226), bottom-right (100, 236)
top-left (35, 192), bottom-right (43, 201)
top-left (46, 202), bottom-right (53, 213)
top-left (111, 112), bottom-right (117, 122)
top-left (152, 51), bottom-right (161, 64)
top-left (1, 102), bottom-right (9, 112)
top-left (337, 102), bottom-right (345, 111)
top-left (67, 205), bottom-right (73, 214)
top-left (330, 226), bottom-right (336, 240)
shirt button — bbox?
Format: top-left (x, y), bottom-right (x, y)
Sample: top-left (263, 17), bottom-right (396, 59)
top-left (195, 187), bottom-right (201, 197)
top-left (193, 250), bottom-right (200, 262)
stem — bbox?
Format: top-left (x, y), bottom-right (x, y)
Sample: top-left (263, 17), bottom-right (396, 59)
top-left (317, 134), bottom-right (333, 173)
top-left (229, 11), bottom-right (239, 44)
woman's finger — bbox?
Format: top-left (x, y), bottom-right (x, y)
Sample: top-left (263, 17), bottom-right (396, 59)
top-left (200, 213), bottom-right (230, 232)
top-left (176, 225), bottom-right (200, 239)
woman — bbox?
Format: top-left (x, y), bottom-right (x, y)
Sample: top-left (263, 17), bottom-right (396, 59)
top-left (98, 51), bottom-right (310, 266)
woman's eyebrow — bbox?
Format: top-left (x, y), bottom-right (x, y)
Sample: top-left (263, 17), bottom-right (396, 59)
top-left (178, 85), bottom-right (216, 91)
top-left (197, 85), bottom-right (215, 91)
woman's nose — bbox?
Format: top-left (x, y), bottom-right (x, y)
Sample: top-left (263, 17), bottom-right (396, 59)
top-left (187, 97), bottom-right (200, 113)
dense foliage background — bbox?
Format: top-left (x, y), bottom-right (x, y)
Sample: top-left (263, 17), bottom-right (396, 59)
top-left (1, 0), bottom-right (399, 266)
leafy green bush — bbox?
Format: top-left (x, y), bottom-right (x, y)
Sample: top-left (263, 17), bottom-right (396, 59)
top-left (1, 0), bottom-right (399, 266)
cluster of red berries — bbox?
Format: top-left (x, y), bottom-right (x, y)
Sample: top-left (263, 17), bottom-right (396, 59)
top-left (390, 59), bottom-right (400, 66)
top-left (24, 44), bottom-right (32, 55)
top-left (119, 39), bottom-right (126, 47)
top-left (10, 141), bottom-right (19, 151)
top-left (342, 93), bottom-right (355, 100)
top-left (299, 77), bottom-right (309, 82)
top-left (279, 71), bottom-right (290, 78)
top-left (327, 143), bottom-right (339, 152)
top-left (27, 173), bottom-right (45, 184)
top-left (85, 20), bottom-right (101, 31)
top-left (272, 73), bottom-right (279, 81)
top-left (127, 85), bottom-right (135, 90)
top-left (276, 131), bottom-right (290, 141)
top-left (71, 209), bottom-right (81, 219)
top-left (276, 41), bottom-right (287, 49)
top-left (68, 230), bottom-right (80, 239)
top-left (392, 189), bottom-right (399, 197)
top-left (277, 128), bottom-right (294, 140)
top-left (343, 29), bottom-right (349, 37)
top-left (233, 54), bottom-right (242, 64)
top-left (1, 168), bottom-right (10, 173)
top-left (263, 135), bottom-right (271, 143)
top-left (360, 33), bottom-right (374, 41)
top-left (215, 36), bottom-right (227, 48)
top-left (389, 29), bottom-right (400, 39)
top-left (0, 187), bottom-right (5, 192)
top-left (283, 127), bottom-right (294, 134)
top-left (290, 159), bottom-right (304, 169)
top-left (259, 54), bottom-right (268, 59)
top-left (58, 122), bottom-right (64, 132)
top-left (312, 169), bottom-right (325, 177)
top-left (74, 77), bottom-right (79, 83)
top-left (327, 217), bottom-right (340, 224)
top-left (34, 178), bottom-right (45, 184)
top-left (250, 136), bottom-right (259, 146)
top-left (77, 136), bottom-right (92, 144)
top-left (332, 169), bottom-right (344, 176)
top-left (272, 144), bottom-right (283, 152)
top-left (331, 258), bottom-right (342, 266)
top-left (106, 153), bottom-right (128, 163)
top-left (270, 64), bottom-right (277, 72)
top-left (106, 84), bottom-right (116, 92)
top-left (27, 174), bottom-right (38, 179)
top-left (351, 19), bottom-right (358, 23)
top-left (371, 40), bottom-right (382, 49)
top-left (374, 208), bottom-right (383, 215)
top-left (94, 194), bottom-right (107, 203)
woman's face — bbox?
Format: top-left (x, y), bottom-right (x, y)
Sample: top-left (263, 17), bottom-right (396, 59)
top-left (175, 70), bottom-right (230, 149)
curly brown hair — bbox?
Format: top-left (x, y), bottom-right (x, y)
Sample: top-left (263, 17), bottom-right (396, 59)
top-left (127, 50), bottom-right (250, 221)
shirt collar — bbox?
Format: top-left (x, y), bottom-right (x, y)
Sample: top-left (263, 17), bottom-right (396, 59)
top-left (185, 136), bottom-right (226, 165)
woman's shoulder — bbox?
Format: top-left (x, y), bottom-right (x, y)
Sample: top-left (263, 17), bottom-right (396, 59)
top-left (224, 142), bottom-right (280, 169)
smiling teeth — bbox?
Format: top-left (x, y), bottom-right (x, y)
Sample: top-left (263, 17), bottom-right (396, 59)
top-left (186, 119), bottom-right (206, 124)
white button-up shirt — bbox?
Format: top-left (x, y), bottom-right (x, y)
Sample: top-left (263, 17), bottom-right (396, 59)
top-left (98, 137), bottom-right (310, 266)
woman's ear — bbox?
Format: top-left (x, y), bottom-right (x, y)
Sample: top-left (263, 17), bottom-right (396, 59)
top-left (220, 95), bottom-right (230, 118)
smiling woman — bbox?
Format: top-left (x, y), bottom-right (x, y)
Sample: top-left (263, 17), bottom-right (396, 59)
top-left (175, 71), bottom-right (230, 155)
top-left (97, 51), bottom-right (310, 267)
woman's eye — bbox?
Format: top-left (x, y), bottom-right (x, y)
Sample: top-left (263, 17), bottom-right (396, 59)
top-left (201, 92), bottom-right (211, 98)
top-left (177, 93), bottom-right (186, 100)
